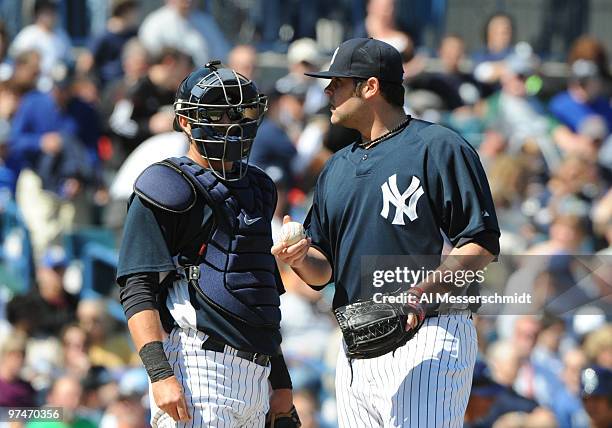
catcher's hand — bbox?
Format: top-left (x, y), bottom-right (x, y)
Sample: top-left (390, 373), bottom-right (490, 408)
top-left (265, 405), bottom-right (301, 428)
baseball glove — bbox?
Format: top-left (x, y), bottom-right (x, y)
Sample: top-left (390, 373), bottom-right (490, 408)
top-left (265, 406), bottom-right (301, 428)
top-left (334, 290), bottom-right (425, 359)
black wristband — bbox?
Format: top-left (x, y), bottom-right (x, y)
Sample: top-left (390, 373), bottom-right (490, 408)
top-left (268, 354), bottom-right (292, 390)
top-left (139, 341), bottom-right (174, 383)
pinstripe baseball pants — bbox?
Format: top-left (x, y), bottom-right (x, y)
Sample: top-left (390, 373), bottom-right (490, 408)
top-left (150, 327), bottom-right (271, 428)
top-left (336, 311), bottom-right (477, 428)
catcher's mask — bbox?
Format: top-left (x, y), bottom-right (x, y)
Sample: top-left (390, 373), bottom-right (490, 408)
top-left (173, 61), bottom-right (268, 181)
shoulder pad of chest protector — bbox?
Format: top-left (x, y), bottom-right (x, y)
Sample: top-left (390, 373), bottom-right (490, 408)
top-left (133, 159), bottom-right (197, 213)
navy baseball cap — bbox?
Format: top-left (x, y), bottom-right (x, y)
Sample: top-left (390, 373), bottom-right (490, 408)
top-left (41, 245), bottom-right (68, 269)
top-left (581, 365), bottom-right (612, 397)
top-left (305, 38), bottom-right (404, 84)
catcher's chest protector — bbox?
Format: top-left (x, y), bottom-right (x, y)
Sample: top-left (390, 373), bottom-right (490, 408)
top-left (176, 158), bottom-right (281, 328)
top-left (137, 157), bottom-right (281, 328)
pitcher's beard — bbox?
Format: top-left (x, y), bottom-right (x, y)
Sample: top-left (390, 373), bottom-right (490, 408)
top-left (331, 109), bottom-right (359, 128)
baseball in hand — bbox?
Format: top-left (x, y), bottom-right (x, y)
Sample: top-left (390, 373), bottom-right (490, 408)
top-left (280, 221), bottom-right (306, 246)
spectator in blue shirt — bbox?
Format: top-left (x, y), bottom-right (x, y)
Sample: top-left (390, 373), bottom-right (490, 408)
top-left (8, 66), bottom-right (102, 259)
top-left (549, 60), bottom-right (612, 136)
top-left (8, 69), bottom-right (101, 190)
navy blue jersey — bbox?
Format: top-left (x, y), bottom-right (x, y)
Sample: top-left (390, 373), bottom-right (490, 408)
top-left (117, 192), bottom-right (284, 355)
top-left (305, 119), bottom-right (500, 309)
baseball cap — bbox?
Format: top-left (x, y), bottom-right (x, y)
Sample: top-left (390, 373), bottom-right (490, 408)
top-left (288, 38), bottom-right (321, 66)
top-left (571, 59), bottom-right (600, 81)
top-left (506, 53), bottom-right (536, 76)
top-left (41, 245), bottom-right (68, 269)
top-left (81, 365), bottom-right (114, 392)
top-left (581, 365), bottom-right (612, 397)
top-left (504, 42), bottom-right (539, 77)
top-left (50, 62), bottom-right (74, 88)
top-left (118, 367), bottom-right (149, 398)
top-left (275, 74), bottom-right (309, 99)
top-left (305, 38), bottom-right (404, 84)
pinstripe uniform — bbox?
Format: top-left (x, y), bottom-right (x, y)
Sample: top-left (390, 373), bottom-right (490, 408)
top-left (304, 119), bottom-right (499, 427)
top-left (150, 327), bottom-right (271, 428)
top-left (336, 311), bottom-right (477, 427)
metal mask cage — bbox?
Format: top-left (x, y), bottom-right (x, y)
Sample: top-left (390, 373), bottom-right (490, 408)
top-left (174, 68), bottom-right (268, 181)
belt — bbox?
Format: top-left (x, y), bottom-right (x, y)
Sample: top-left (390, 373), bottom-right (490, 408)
top-left (201, 337), bottom-right (270, 367)
top-left (425, 308), bottom-right (472, 319)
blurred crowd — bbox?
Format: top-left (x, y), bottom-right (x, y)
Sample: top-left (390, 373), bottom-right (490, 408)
top-left (0, 0), bottom-right (610, 427)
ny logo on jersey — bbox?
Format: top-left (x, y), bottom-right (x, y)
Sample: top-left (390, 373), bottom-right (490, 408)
top-left (380, 174), bottom-right (424, 225)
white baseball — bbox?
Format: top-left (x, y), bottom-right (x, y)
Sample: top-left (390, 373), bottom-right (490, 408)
top-left (280, 221), bottom-right (306, 246)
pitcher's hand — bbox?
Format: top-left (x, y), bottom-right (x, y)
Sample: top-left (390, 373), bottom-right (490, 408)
top-left (271, 216), bottom-right (311, 268)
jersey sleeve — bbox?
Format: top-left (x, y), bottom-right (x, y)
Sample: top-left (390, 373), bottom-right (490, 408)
top-left (303, 165), bottom-right (333, 266)
top-left (116, 196), bottom-right (176, 281)
top-left (426, 132), bottom-right (500, 247)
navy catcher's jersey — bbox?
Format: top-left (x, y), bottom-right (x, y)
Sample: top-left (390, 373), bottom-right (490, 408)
top-left (305, 118), bottom-right (500, 309)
